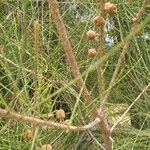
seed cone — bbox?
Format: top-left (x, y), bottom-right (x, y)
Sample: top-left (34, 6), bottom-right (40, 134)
top-left (104, 2), bottom-right (117, 14)
top-left (93, 16), bottom-right (105, 27)
top-left (88, 48), bottom-right (97, 58)
top-left (86, 30), bottom-right (96, 40)
top-left (55, 109), bottom-right (65, 119)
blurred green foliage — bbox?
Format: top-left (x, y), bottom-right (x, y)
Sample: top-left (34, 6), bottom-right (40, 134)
top-left (0, 0), bottom-right (150, 149)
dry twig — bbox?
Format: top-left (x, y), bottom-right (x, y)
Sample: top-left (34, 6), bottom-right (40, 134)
top-left (96, 1), bottom-right (112, 149)
top-left (0, 108), bottom-right (101, 131)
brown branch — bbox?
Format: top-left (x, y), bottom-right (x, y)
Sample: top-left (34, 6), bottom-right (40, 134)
top-left (96, 1), bottom-right (112, 150)
top-left (47, 0), bottom-right (103, 134)
top-left (48, 1), bottom-right (112, 149)
top-left (0, 108), bottom-right (101, 131)
top-left (97, 108), bottom-right (112, 150)
top-left (47, 0), bottom-right (94, 108)
top-left (97, 0), bottom-right (106, 97)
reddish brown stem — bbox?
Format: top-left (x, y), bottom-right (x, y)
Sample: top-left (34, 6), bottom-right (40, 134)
top-left (0, 108), bottom-right (101, 131)
top-left (48, 0), bottom-right (112, 149)
top-left (97, 0), bottom-right (112, 149)
top-left (47, 0), bottom-right (93, 107)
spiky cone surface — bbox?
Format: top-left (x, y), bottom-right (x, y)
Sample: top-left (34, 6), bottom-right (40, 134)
top-left (86, 30), bottom-right (96, 40)
top-left (93, 16), bottom-right (105, 27)
top-left (88, 48), bottom-right (97, 58)
top-left (55, 109), bottom-right (65, 120)
top-left (104, 2), bottom-right (117, 14)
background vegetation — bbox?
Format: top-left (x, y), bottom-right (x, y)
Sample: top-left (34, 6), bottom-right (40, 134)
top-left (0, 0), bottom-right (149, 150)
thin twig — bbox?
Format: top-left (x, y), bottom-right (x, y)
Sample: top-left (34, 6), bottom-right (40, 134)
top-left (88, 130), bottom-right (105, 150)
top-left (111, 82), bottom-right (150, 132)
top-left (0, 108), bottom-right (101, 131)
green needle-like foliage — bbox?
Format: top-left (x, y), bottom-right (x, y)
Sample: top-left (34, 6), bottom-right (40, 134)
top-left (0, 0), bottom-right (149, 150)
